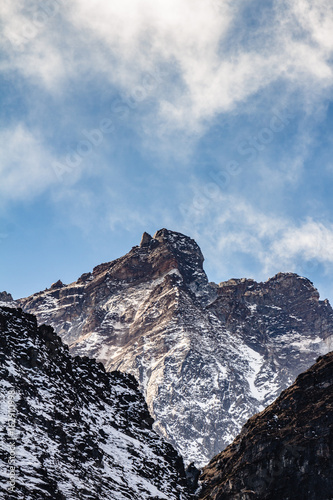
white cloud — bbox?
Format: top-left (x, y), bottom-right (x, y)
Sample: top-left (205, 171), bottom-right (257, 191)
top-left (0, 124), bottom-right (85, 207)
top-left (0, 124), bottom-right (54, 204)
top-left (1, 0), bottom-right (333, 216)
top-left (0, 1), bottom-right (68, 91)
top-left (180, 191), bottom-right (333, 282)
top-left (285, 0), bottom-right (333, 53)
top-left (66, 0), bottom-right (333, 132)
top-left (271, 220), bottom-right (333, 265)
top-left (2, 0), bottom-right (333, 133)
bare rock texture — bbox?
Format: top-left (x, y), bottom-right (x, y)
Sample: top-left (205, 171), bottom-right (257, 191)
top-left (0, 305), bottom-right (192, 499)
top-left (199, 351), bottom-right (333, 500)
top-left (0, 292), bottom-right (16, 308)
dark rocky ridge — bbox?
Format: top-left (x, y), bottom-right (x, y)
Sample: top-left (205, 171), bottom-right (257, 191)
top-left (0, 291), bottom-right (14, 303)
top-left (17, 229), bottom-right (333, 466)
top-left (208, 272), bottom-right (333, 406)
top-left (0, 305), bottom-right (192, 499)
top-left (199, 351), bottom-right (333, 500)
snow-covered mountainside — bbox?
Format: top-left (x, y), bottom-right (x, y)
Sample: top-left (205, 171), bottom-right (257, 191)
top-left (0, 305), bottom-right (192, 499)
top-left (18, 229), bottom-right (333, 466)
top-left (199, 350), bottom-right (333, 500)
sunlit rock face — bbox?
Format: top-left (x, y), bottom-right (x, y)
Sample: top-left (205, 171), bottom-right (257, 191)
top-left (199, 351), bottom-right (333, 500)
top-left (0, 305), bottom-right (192, 500)
top-left (18, 229), bottom-right (333, 466)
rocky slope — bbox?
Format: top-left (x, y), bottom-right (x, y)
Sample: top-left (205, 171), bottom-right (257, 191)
top-left (199, 351), bottom-right (333, 500)
top-left (17, 229), bottom-right (333, 466)
top-left (0, 305), bottom-right (192, 499)
top-left (0, 291), bottom-right (15, 308)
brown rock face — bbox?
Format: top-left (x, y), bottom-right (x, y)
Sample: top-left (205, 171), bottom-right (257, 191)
top-left (18, 228), bottom-right (209, 344)
top-left (17, 229), bottom-right (333, 466)
top-left (199, 351), bottom-right (333, 500)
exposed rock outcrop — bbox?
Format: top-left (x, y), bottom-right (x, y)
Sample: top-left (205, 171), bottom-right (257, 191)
top-left (199, 351), bottom-right (333, 500)
top-left (0, 292), bottom-right (15, 307)
top-left (0, 305), bottom-right (192, 499)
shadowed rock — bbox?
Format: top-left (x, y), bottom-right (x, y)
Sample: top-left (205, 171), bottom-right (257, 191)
top-left (199, 351), bottom-right (333, 500)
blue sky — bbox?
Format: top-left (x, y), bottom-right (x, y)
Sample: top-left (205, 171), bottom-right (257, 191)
top-left (1, 0), bottom-right (333, 302)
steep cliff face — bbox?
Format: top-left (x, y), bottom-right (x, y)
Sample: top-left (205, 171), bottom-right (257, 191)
top-left (0, 305), bottom-right (192, 499)
top-left (208, 273), bottom-right (333, 407)
top-left (18, 229), bottom-right (333, 466)
top-left (199, 351), bottom-right (333, 500)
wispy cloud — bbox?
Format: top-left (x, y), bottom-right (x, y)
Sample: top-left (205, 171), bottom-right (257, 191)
top-left (180, 191), bottom-right (333, 283)
top-left (2, 1), bottom-right (333, 132)
top-left (271, 219), bottom-right (333, 267)
top-left (1, 1), bottom-right (68, 91)
top-left (0, 124), bottom-right (58, 205)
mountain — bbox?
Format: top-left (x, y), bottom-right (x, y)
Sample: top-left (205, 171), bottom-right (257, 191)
top-left (199, 350), bottom-right (333, 500)
top-left (0, 304), bottom-right (192, 499)
top-left (0, 291), bottom-right (15, 308)
top-left (17, 229), bottom-right (333, 466)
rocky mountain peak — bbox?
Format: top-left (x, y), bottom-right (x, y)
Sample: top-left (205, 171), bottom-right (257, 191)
top-left (139, 229), bottom-right (204, 267)
top-left (217, 272), bottom-right (318, 298)
top-left (89, 229), bottom-right (211, 304)
top-left (17, 230), bottom-right (333, 467)
top-left (0, 291), bottom-right (13, 302)
top-left (0, 291), bottom-right (16, 308)
top-left (152, 229), bottom-right (207, 293)
top-left (140, 231), bottom-right (153, 247)
top-left (50, 280), bottom-right (64, 290)
top-left (153, 228), bottom-right (203, 257)
top-left (265, 272), bottom-right (320, 298)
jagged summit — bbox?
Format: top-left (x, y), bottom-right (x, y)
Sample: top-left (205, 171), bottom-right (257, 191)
top-left (218, 272), bottom-right (317, 291)
top-left (18, 229), bottom-right (333, 466)
top-left (50, 280), bottom-right (64, 290)
top-left (140, 227), bottom-right (202, 249)
top-left (140, 231), bottom-right (153, 247)
top-left (0, 291), bottom-right (16, 308)
top-left (0, 291), bottom-right (13, 302)
top-left (90, 228), bottom-right (206, 286)
top-left (153, 228), bottom-right (203, 257)
top-left (153, 229), bottom-right (206, 288)
top-left (138, 228), bottom-right (206, 284)
top-left (84, 228), bottom-right (213, 307)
